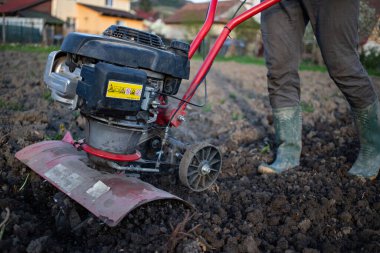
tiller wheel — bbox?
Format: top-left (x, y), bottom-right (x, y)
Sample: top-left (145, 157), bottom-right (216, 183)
top-left (179, 143), bottom-right (222, 192)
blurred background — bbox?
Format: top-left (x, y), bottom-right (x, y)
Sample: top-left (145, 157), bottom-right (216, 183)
top-left (0, 0), bottom-right (379, 75)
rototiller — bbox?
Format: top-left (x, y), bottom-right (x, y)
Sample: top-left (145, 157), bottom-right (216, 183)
top-left (16, 0), bottom-right (280, 226)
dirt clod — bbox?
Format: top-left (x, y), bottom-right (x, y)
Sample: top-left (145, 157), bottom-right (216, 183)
top-left (298, 219), bottom-right (312, 233)
top-left (241, 236), bottom-right (260, 253)
top-left (26, 236), bottom-right (49, 253)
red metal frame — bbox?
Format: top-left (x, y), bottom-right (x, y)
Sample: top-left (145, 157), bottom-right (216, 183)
top-left (158, 0), bottom-right (281, 127)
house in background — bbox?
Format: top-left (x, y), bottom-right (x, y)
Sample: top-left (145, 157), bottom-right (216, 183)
top-left (162, 0), bottom-right (261, 56)
top-left (0, 0), bottom-right (64, 44)
top-left (162, 0), bottom-right (263, 41)
top-left (51, 0), bottom-right (144, 35)
top-left (134, 10), bottom-right (160, 23)
top-left (163, 1), bottom-right (240, 41)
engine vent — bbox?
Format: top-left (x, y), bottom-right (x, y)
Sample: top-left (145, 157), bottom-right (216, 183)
top-left (104, 25), bottom-right (164, 48)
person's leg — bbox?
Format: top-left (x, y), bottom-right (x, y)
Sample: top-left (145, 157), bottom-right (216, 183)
top-left (309, 0), bottom-right (380, 179)
top-left (258, 0), bottom-right (307, 174)
top-left (310, 0), bottom-right (376, 108)
top-left (261, 0), bottom-right (307, 108)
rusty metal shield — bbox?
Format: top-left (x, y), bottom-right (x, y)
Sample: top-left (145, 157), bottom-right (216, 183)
top-left (15, 138), bottom-right (187, 227)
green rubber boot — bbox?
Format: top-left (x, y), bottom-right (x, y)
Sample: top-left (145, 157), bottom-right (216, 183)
top-left (258, 106), bottom-right (302, 174)
top-left (348, 100), bottom-right (380, 180)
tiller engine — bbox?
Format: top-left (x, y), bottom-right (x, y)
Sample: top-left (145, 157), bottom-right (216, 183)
top-left (16, 0), bottom-right (281, 226)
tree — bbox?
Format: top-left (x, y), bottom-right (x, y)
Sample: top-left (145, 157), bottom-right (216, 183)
top-left (233, 19), bottom-right (260, 42)
top-left (358, 0), bottom-right (378, 44)
top-left (139, 0), bottom-right (152, 12)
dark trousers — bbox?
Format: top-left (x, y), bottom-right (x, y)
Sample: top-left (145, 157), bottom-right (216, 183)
top-left (261, 0), bottom-right (377, 109)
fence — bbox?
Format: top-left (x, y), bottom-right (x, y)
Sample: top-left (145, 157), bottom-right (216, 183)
top-left (0, 17), bottom-right (44, 43)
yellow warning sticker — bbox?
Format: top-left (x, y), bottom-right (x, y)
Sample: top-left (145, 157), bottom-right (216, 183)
top-left (106, 80), bottom-right (143, 100)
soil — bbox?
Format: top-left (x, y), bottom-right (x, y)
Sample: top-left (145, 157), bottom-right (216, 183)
top-left (0, 51), bottom-right (380, 253)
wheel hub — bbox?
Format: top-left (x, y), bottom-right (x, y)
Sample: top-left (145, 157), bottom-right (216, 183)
top-left (200, 162), bottom-right (211, 175)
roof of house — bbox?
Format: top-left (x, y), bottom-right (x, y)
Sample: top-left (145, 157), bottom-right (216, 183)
top-left (0, 0), bottom-right (47, 14)
top-left (135, 10), bottom-right (159, 22)
top-left (79, 3), bottom-right (143, 20)
top-left (19, 10), bottom-right (63, 25)
top-left (0, 0), bottom-right (63, 25)
top-left (164, 1), bottom-right (238, 24)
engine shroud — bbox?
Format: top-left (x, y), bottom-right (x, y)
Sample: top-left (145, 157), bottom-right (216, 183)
top-left (44, 26), bottom-right (190, 160)
top-left (61, 25), bottom-right (190, 80)
top-left (77, 62), bottom-right (147, 116)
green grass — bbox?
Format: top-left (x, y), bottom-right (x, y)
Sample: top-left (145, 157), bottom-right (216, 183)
top-left (2, 45), bottom-right (378, 76)
top-left (260, 144), bottom-right (271, 154)
top-left (231, 112), bottom-right (243, 121)
top-left (0, 98), bottom-right (24, 111)
top-left (42, 90), bottom-right (53, 102)
top-left (202, 103), bottom-right (213, 113)
top-left (45, 123), bottom-right (66, 140)
top-left (229, 92), bottom-right (237, 101)
top-left (44, 133), bottom-right (64, 141)
top-left (193, 54), bottom-right (380, 76)
top-left (194, 54), bottom-right (327, 72)
top-left (366, 69), bottom-right (380, 77)
top-left (193, 54), bottom-right (266, 66)
top-left (72, 110), bottom-right (81, 119)
top-left (0, 43), bottom-right (59, 53)
top-left (301, 101), bottom-right (315, 113)
top-left (299, 61), bottom-right (327, 72)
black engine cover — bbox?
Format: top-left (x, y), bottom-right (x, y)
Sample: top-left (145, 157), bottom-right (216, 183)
top-left (61, 26), bottom-right (190, 80)
top-left (77, 62), bottom-right (147, 116)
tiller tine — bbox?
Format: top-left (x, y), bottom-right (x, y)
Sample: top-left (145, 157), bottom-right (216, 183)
top-left (15, 139), bottom-right (187, 227)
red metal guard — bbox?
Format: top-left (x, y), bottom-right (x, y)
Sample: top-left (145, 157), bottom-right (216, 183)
top-left (159, 0), bottom-right (281, 127)
top-left (15, 140), bottom-right (187, 227)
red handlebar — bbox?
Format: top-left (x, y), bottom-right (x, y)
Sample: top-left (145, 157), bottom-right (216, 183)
top-left (188, 0), bottom-right (218, 59)
top-left (159, 0), bottom-right (281, 127)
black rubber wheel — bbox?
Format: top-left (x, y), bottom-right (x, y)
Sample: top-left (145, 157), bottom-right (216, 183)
top-left (179, 143), bottom-right (222, 192)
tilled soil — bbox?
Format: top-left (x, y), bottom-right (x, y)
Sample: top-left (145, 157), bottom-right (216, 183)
top-left (0, 51), bottom-right (380, 253)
